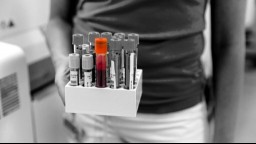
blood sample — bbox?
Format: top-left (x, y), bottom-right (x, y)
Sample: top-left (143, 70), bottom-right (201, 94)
top-left (88, 32), bottom-right (100, 83)
top-left (109, 38), bottom-right (122, 89)
top-left (95, 38), bottom-right (108, 88)
top-left (82, 54), bottom-right (94, 87)
top-left (72, 34), bottom-right (84, 85)
top-left (69, 54), bottom-right (80, 86)
top-left (128, 33), bottom-right (140, 85)
top-left (115, 34), bottom-right (126, 83)
top-left (124, 39), bottom-right (136, 90)
top-left (101, 32), bottom-right (113, 83)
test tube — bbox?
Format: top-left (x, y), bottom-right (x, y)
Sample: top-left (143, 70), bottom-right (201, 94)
top-left (88, 32), bottom-right (100, 83)
top-left (109, 38), bottom-right (122, 89)
top-left (124, 39), bottom-right (136, 90)
top-left (69, 54), bottom-right (80, 86)
top-left (101, 32), bottom-right (113, 83)
top-left (101, 32), bottom-right (112, 42)
top-left (72, 34), bottom-right (84, 54)
top-left (115, 34), bottom-right (126, 83)
top-left (95, 38), bottom-right (108, 88)
top-left (88, 32), bottom-right (101, 51)
top-left (82, 44), bottom-right (90, 55)
top-left (114, 33), bottom-right (126, 38)
top-left (82, 54), bottom-right (94, 87)
top-left (128, 33), bottom-right (140, 84)
top-left (72, 34), bottom-right (84, 85)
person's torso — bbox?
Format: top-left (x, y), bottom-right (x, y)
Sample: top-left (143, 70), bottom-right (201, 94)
top-left (73, 0), bottom-right (208, 114)
top-left (75, 0), bottom-right (207, 40)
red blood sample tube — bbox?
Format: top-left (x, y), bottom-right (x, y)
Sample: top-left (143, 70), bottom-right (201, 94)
top-left (95, 38), bottom-right (108, 88)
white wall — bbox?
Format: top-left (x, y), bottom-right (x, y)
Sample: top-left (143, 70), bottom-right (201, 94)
top-left (0, 0), bottom-right (50, 39)
top-left (0, 0), bottom-right (51, 65)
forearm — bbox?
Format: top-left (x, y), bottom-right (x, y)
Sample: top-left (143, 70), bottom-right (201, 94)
top-left (46, 18), bottom-right (72, 70)
top-left (213, 43), bottom-right (245, 142)
top-left (211, 0), bottom-right (246, 142)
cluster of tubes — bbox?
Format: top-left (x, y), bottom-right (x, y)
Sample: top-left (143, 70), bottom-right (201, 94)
top-left (69, 32), bottom-right (139, 90)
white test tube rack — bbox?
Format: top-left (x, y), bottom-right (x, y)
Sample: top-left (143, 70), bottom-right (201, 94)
top-left (65, 70), bottom-right (143, 118)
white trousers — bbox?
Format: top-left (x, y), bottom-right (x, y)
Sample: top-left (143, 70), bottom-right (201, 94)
top-left (69, 102), bottom-right (209, 143)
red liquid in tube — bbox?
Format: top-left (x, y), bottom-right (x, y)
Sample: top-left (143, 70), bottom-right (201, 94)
top-left (95, 38), bottom-right (108, 88)
top-left (96, 55), bottom-right (107, 88)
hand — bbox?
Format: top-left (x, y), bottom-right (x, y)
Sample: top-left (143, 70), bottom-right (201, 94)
top-left (55, 58), bottom-right (70, 105)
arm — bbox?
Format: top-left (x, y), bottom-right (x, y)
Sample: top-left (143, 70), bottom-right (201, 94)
top-left (46, 0), bottom-right (78, 103)
top-left (211, 0), bottom-right (246, 142)
top-left (246, 1), bottom-right (256, 59)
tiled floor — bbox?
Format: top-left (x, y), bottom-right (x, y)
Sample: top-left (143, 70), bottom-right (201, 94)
top-left (235, 63), bottom-right (256, 143)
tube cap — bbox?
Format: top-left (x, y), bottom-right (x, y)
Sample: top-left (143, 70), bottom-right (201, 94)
top-left (82, 44), bottom-right (90, 55)
top-left (82, 54), bottom-right (94, 70)
top-left (124, 39), bottom-right (136, 51)
top-left (117, 34), bottom-right (125, 40)
top-left (112, 35), bottom-right (119, 40)
top-left (95, 38), bottom-right (108, 54)
top-left (110, 39), bottom-right (122, 51)
top-left (114, 33), bottom-right (126, 38)
top-left (72, 34), bottom-right (84, 46)
top-left (116, 35), bottom-right (125, 47)
top-left (88, 32), bottom-right (100, 45)
top-left (101, 32), bottom-right (113, 42)
top-left (128, 33), bottom-right (140, 45)
top-left (74, 48), bottom-right (82, 56)
top-left (69, 54), bottom-right (80, 69)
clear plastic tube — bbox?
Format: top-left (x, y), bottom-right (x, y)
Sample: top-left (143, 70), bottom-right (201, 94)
top-left (96, 54), bottom-right (107, 88)
top-left (109, 39), bottom-right (122, 89)
top-left (95, 38), bottom-right (108, 88)
top-left (88, 32), bottom-right (100, 83)
top-left (69, 53), bottom-right (80, 86)
top-left (124, 39), bottom-right (136, 90)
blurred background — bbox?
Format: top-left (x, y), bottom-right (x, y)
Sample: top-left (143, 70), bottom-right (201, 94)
top-left (0, 0), bottom-right (256, 143)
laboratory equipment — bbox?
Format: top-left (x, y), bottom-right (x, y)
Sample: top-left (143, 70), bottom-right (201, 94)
top-left (0, 43), bottom-right (34, 143)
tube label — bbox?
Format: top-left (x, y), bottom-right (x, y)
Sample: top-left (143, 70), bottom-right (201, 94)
top-left (106, 53), bottom-right (110, 83)
top-left (121, 49), bottom-right (125, 82)
top-left (130, 53), bottom-right (135, 89)
top-left (84, 71), bottom-right (92, 87)
top-left (110, 61), bottom-right (117, 89)
top-left (70, 70), bottom-right (79, 86)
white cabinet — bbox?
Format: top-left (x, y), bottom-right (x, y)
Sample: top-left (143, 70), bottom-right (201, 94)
top-left (0, 43), bottom-right (34, 143)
